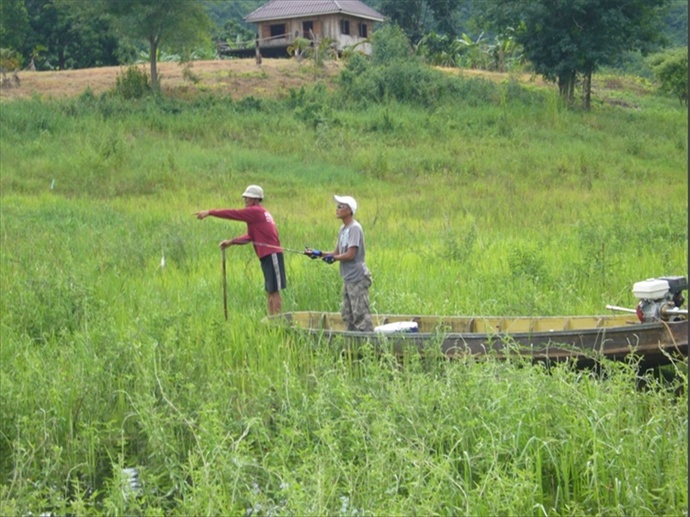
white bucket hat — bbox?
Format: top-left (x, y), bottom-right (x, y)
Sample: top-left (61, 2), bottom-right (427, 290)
top-left (334, 195), bottom-right (357, 215)
top-left (242, 185), bottom-right (264, 199)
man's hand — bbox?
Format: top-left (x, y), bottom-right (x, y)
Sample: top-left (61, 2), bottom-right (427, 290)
top-left (195, 210), bottom-right (210, 220)
top-left (323, 254), bottom-right (336, 264)
top-left (219, 240), bottom-right (234, 250)
top-left (305, 248), bottom-right (323, 259)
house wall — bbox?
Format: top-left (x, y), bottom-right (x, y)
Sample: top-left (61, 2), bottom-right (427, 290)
top-left (257, 14), bottom-right (374, 54)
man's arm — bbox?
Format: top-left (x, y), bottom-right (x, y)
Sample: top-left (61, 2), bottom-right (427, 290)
top-left (220, 234), bottom-right (250, 249)
top-left (195, 208), bottom-right (255, 222)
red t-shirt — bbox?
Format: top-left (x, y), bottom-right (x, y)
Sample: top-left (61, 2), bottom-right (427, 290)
top-left (209, 205), bottom-right (282, 259)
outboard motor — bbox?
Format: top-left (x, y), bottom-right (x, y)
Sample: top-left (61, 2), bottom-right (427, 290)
top-left (633, 276), bottom-right (688, 323)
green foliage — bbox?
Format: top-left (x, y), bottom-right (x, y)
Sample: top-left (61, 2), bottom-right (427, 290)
top-left (339, 51), bottom-right (370, 88)
top-left (340, 58), bottom-right (502, 107)
top-left (663, 0), bottom-right (688, 46)
top-left (484, 0), bottom-right (671, 106)
top-left (0, 0), bottom-right (29, 51)
top-left (114, 65), bottom-right (152, 99)
top-left (648, 46), bottom-right (688, 105)
top-left (378, 0), bottom-right (465, 42)
top-left (0, 48), bottom-right (22, 87)
top-left (288, 84), bottom-right (332, 129)
top-left (101, 0), bottom-right (211, 89)
top-left (371, 23), bottom-right (413, 65)
top-left (416, 32), bottom-right (463, 67)
top-left (202, 0), bottom-right (258, 43)
top-left (22, 0), bottom-right (122, 71)
top-left (416, 30), bottom-right (525, 72)
top-left (288, 37), bottom-right (338, 68)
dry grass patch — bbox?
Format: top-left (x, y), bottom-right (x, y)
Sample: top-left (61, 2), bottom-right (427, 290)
top-left (0, 58), bottom-right (343, 101)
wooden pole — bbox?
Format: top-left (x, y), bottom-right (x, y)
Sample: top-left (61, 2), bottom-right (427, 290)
top-left (255, 33), bottom-right (262, 65)
top-left (222, 248), bottom-right (228, 321)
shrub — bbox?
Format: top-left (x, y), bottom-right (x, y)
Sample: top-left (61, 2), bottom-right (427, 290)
top-left (235, 95), bottom-right (263, 112)
top-left (113, 65), bottom-right (152, 100)
top-left (339, 52), bottom-right (370, 88)
top-left (340, 59), bottom-right (495, 107)
top-left (648, 47), bottom-right (688, 106)
top-left (371, 24), bottom-right (413, 65)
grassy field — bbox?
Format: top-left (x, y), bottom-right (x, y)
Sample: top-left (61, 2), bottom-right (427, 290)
top-left (0, 59), bottom-right (687, 515)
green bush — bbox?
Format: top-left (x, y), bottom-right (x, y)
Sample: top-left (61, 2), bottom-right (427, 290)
top-left (371, 23), bottom-right (413, 65)
top-left (341, 59), bottom-right (502, 107)
top-left (648, 47), bottom-right (688, 105)
top-left (113, 65), bottom-right (152, 99)
top-left (339, 52), bottom-right (370, 88)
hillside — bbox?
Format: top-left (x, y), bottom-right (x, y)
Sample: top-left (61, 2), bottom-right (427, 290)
top-left (0, 58), bottom-right (558, 102)
top-left (0, 59), bottom-right (344, 101)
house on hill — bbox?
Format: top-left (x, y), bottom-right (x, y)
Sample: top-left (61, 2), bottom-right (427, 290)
top-left (234, 0), bottom-right (384, 58)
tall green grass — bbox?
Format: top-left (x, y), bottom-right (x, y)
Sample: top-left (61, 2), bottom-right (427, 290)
top-left (0, 69), bottom-right (687, 514)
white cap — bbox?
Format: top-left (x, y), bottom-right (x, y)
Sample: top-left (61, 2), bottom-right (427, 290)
top-left (334, 195), bottom-right (357, 215)
top-left (242, 185), bottom-right (264, 199)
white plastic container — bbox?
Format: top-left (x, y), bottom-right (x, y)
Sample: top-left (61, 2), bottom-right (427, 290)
top-left (632, 278), bottom-right (669, 300)
top-left (374, 321), bottom-right (419, 334)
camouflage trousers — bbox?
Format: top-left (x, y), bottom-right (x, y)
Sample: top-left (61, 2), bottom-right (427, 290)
top-left (341, 272), bottom-right (373, 332)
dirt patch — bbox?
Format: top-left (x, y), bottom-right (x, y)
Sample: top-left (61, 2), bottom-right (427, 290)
top-left (0, 58), bottom-right (344, 101)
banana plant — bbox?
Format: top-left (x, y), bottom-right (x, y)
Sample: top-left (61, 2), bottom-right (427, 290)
top-left (287, 37), bottom-right (312, 61)
top-left (289, 37), bottom-right (338, 67)
top-left (415, 32), bottom-right (462, 67)
top-left (457, 32), bottom-right (489, 69)
top-left (0, 48), bottom-right (21, 86)
top-left (487, 29), bottom-right (524, 72)
top-left (341, 39), bottom-right (371, 60)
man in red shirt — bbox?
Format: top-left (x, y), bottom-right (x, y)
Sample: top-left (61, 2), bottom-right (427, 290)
top-left (195, 185), bottom-right (286, 315)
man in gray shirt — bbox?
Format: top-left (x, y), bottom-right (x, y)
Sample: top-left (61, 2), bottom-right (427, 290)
top-left (306, 195), bottom-right (373, 332)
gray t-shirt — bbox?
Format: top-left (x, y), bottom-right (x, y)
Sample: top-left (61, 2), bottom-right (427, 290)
top-left (336, 220), bottom-right (369, 283)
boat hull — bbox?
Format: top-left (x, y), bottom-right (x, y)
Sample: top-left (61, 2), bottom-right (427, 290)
top-left (270, 312), bottom-right (688, 368)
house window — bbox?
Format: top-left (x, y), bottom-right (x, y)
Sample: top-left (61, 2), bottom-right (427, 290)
top-left (358, 22), bottom-right (368, 38)
top-left (341, 19), bottom-right (350, 35)
top-left (270, 24), bottom-right (286, 38)
top-left (303, 21), bottom-right (314, 38)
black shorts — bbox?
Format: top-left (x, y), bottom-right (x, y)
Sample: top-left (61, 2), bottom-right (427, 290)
top-left (260, 253), bottom-right (287, 293)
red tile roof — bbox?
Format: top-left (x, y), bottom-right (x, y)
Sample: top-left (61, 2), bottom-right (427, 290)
top-left (245, 0), bottom-right (384, 23)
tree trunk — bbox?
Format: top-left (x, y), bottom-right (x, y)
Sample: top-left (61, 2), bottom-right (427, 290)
top-left (58, 48), bottom-right (66, 71)
top-left (582, 70), bottom-right (592, 110)
top-left (149, 37), bottom-right (159, 91)
top-left (558, 70), bottom-right (577, 106)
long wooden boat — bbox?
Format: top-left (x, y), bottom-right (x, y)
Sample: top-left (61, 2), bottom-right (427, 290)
top-left (268, 311), bottom-right (688, 368)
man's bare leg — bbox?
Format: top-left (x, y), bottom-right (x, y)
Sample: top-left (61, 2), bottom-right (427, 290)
top-left (268, 292), bottom-right (282, 315)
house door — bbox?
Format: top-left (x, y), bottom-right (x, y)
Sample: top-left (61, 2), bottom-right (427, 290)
top-left (302, 21), bottom-right (314, 39)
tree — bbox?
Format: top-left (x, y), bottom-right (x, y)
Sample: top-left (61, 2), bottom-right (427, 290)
top-left (484, 0), bottom-right (670, 109)
top-left (99, 0), bottom-right (211, 91)
top-left (22, 0), bottom-right (122, 70)
top-left (648, 46), bottom-right (688, 105)
top-left (378, 0), bottom-right (464, 43)
top-left (0, 0), bottom-right (29, 52)
top-left (371, 23), bottom-right (413, 65)
top-left (663, 0), bottom-right (688, 46)
top-left (202, 0), bottom-right (258, 44)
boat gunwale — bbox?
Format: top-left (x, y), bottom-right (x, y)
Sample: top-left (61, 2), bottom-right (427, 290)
top-left (269, 311), bottom-right (684, 337)
top-left (267, 312), bottom-right (688, 366)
